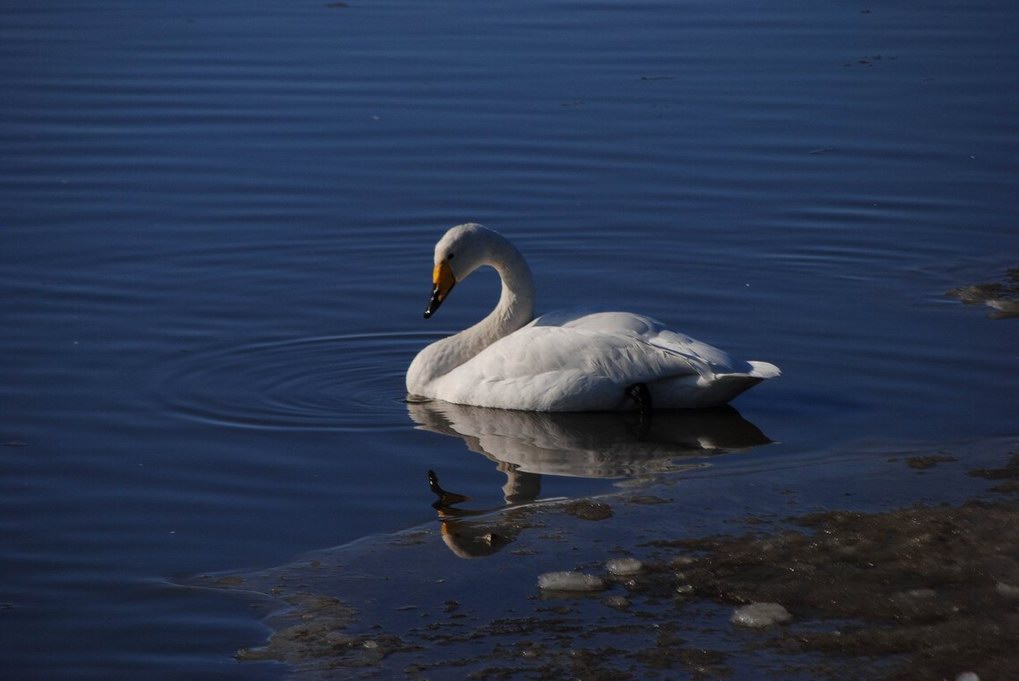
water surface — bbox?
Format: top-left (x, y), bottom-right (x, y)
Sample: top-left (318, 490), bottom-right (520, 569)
top-left (2, 0), bottom-right (1018, 678)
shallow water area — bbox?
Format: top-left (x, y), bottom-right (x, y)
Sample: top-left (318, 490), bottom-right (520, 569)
top-left (3, 0), bottom-right (1019, 678)
top-left (203, 437), bottom-right (1019, 680)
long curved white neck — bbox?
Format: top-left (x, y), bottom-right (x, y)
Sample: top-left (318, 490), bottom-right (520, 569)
top-left (408, 237), bottom-right (535, 394)
top-left (467, 239), bottom-right (535, 348)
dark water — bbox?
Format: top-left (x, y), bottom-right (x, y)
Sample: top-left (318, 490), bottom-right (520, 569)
top-left (2, 0), bottom-right (1017, 678)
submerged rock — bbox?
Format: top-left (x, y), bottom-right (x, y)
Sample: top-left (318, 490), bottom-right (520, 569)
top-left (946, 267), bottom-right (1019, 319)
top-left (603, 595), bottom-right (630, 609)
top-left (564, 500), bottom-right (613, 521)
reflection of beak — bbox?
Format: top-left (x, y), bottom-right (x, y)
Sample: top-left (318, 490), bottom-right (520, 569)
top-left (428, 469), bottom-right (470, 510)
top-left (424, 261), bottom-right (456, 319)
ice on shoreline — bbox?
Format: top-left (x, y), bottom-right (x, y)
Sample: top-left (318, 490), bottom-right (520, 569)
top-left (537, 571), bottom-right (606, 592)
top-left (605, 557), bottom-right (643, 576)
top-left (731, 602), bottom-right (792, 628)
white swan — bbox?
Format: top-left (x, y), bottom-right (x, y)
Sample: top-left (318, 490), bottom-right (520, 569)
top-left (406, 224), bottom-right (779, 411)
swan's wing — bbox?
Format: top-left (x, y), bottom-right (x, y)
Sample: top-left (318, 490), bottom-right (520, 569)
top-left (532, 310), bottom-right (753, 377)
top-left (435, 310), bottom-right (777, 410)
top-left (438, 320), bottom-right (705, 410)
top-left (471, 325), bottom-right (699, 382)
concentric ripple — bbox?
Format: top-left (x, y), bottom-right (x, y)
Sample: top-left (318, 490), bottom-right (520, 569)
top-left (154, 332), bottom-right (436, 431)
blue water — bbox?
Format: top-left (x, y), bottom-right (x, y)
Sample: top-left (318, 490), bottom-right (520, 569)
top-left (2, 0), bottom-right (1018, 678)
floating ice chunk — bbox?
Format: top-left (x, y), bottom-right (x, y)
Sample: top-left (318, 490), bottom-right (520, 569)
top-left (731, 602), bottom-right (792, 628)
top-left (908, 588), bottom-right (937, 598)
top-left (896, 588), bottom-right (936, 600)
top-left (605, 557), bottom-right (643, 576)
top-left (996, 582), bottom-right (1019, 599)
top-left (537, 571), bottom-right (605, 592)
top-left (603, 595), bottom-right (630, 609)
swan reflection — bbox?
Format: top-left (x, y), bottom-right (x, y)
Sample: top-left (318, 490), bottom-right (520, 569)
top-left (408, 401), bottom-right (772, 558)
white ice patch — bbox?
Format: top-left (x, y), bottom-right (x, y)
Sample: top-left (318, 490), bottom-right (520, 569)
top-left (537, 571), bottom-right (605, 592)
top-left (730, 602), bottom-right (792, 628)
top-left (996, 581), bottom-right (1019, 599)
top-left (605, 557), bottom-right (643, 576)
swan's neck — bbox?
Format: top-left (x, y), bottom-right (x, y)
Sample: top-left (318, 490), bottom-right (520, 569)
top-left (475, 242), bottom-right (535, 346)
top-left (409, 240), bottom-right (534, 394)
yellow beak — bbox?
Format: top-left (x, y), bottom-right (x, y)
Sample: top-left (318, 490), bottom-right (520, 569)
top-left (425, 261), bottom-right (456, 318)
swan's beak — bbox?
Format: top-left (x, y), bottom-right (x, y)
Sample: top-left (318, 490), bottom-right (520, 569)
top-left (424, 261), bottom-right (456, 318)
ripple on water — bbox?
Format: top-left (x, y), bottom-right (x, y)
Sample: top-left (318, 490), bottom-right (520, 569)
top-left (156, 332), bottom-right (433, 432)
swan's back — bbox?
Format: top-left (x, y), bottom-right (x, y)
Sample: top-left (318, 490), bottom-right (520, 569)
top-left (430, 310), bottom-right (779, 411)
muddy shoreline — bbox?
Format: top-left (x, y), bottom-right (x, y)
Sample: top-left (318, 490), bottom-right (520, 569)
top-left (200, 439), bottom-right (1019, 680)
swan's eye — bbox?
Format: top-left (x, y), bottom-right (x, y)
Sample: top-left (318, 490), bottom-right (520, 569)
top-left (447, 253), bottom-right (455, 261)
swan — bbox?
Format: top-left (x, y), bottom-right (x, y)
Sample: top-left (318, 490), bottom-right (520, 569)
top-left (406, 223), bottom-right (779, 411)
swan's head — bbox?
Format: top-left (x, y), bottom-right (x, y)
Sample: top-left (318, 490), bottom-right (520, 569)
top-left (424, 223), bottom-right (501, 318)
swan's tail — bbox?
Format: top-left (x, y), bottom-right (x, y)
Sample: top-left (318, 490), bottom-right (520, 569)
top-left (690, 360), bottom-right (780, 407)
top-left (653, 360), bottom-right (779, 409)
top-left (747, 361), bottom-right (781, 380)
top-left (696, 374), bottom-right (762, 406)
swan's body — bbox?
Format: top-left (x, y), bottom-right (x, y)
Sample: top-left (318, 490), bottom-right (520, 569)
top-left (406, 224), bottom-right (779, 411)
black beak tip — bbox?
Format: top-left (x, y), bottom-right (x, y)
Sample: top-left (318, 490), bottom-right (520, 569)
top-left (424, 290), bottom-right (443, 319)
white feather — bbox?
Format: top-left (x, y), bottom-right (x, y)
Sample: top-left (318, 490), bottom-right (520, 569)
top-left (407, 224), bottom-right (779, 411)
